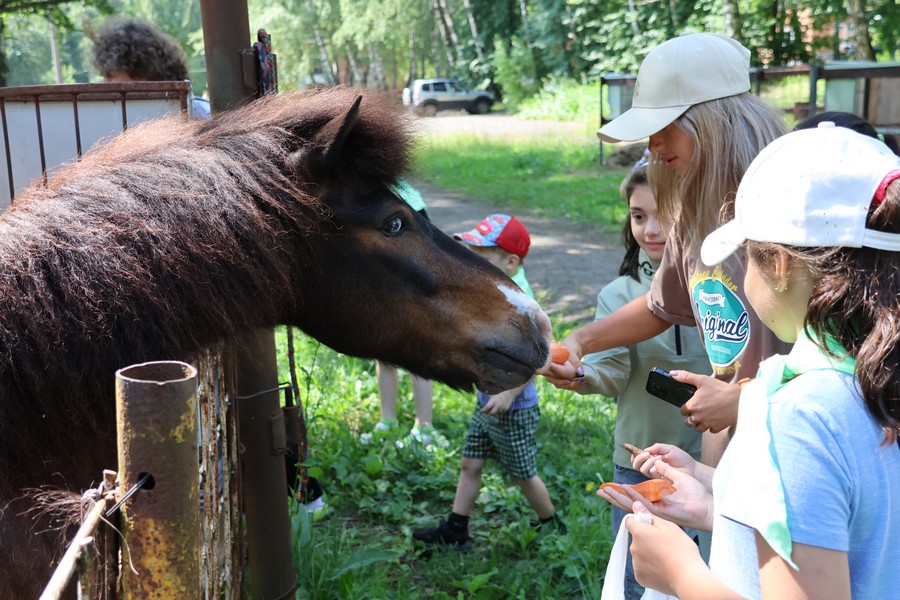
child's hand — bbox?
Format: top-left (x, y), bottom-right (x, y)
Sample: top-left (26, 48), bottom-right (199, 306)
top-left (480, 388), bottom-right (518, 415)
top-left (597, 461), bottom-right (714, 532)
top-left (631, 443), bottom-right (696, 479)
top-left (625, 504), bottom-right (707, 596)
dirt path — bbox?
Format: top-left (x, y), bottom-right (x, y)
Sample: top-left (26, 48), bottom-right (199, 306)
top-left (408, 112), bottom-right (625, 327)
top-left (420, 182), bottom-right (622, 326)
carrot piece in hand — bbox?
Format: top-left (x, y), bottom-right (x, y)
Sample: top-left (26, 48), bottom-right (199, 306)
top-left (623, 442), bottom-right (643, 457)
top-left (550, 343), bottom-right (570, 364)
top-left (598, 479), bottom-right (676, 503)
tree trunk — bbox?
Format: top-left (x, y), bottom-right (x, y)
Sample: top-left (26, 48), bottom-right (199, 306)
top-left (306, 0), bottom-right (338, 84)
top-left (436, 0), bottom-right (463, 61)
top-left (367, 43), bottom-right (387, 90)
top-left (846, 0), bottom-right (874, 60)
top-left (518, 0), bottom-right (532, 48)
top-left (345, 46), bottom-right (363, 85)
top-left (49, 21), bottom-right (62, 83)
top-left (461, 0), bottom-right (484, 63)
top-left (723, 0), bottom-right (743, 44)
top-left (626, 0), bottom-right (640, 35)
top-left (0, 17), bottom-right (8, 87)
top-left (431, 0), bottom-right (455, 70)
top-left (407, 30), bottom-right (417, 84)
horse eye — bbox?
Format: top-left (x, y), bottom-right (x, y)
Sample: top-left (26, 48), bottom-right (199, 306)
top-left (383, 217), bottom-right (404, 236)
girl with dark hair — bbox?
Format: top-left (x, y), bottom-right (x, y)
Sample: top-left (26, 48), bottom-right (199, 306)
top-left (577, 157), bottom-right (710, 599)
top-left (600, 124), bottom-right (900, 599)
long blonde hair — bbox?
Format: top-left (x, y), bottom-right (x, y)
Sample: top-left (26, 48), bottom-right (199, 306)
top-left (648, 93), bottom-right (786, 249)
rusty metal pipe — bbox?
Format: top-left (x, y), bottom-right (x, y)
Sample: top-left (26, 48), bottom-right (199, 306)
top-left (116, 361), bottom-right (200, 599)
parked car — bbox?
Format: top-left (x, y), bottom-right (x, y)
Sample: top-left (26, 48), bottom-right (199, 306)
top-left (402, 78), bottom-right (494, 116)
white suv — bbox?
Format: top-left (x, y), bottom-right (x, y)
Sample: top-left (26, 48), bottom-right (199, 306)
top-left (402, 78), bottom-right (494, 116)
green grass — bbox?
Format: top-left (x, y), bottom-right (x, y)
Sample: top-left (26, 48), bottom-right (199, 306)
top-left (413, 136), bottom-right (628, 231)
top-left (276, 327), bottom-right (620, 599)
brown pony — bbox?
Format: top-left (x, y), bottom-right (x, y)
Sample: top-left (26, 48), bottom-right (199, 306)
top-left (0, 86), bottom-right (551, 597)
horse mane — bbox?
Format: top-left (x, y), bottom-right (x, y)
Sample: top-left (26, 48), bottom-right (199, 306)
top-left (0, 86), bottom-right (413, 480)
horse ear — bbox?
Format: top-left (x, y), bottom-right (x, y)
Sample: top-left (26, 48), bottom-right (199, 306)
top-left (285, 95), bottom-right (362, 176)
top-left (316, 95), bottom-right (362, 168)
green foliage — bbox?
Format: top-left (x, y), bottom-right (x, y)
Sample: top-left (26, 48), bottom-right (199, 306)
top-left (491, 35), bottom-right (540, 109)
top-left (516, 77), bottom-right (601, 125)
top-left (276, 324), bottom-right (620, 598)
top-left (7, 0), bottom-right (900, 99)
top-left (414, 135), bottom-right (626, 231)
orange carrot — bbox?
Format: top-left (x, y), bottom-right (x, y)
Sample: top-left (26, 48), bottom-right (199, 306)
top-left (598, 479), bottom-right (676, 503)
top-left (550, 343), bottom-right (570, 364)
top-left (623, 442), bottom-right (643, 457)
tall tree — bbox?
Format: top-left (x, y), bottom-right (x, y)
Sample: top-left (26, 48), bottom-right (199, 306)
top-left (0, 0), bottom-right (110, 86)
top-left (845, 0), bottom-right (874, 59)
top-left (723, 0), bottom-right (743, 43)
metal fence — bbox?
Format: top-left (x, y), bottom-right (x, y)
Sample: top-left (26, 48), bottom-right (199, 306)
top-left (599, 60), bottom-right (900, 161)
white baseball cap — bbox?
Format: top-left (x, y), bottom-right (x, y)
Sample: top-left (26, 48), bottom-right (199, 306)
top-left (597, 33), bottom-right (751, 143)
top-left (701, 122), bottom-right (900, 267)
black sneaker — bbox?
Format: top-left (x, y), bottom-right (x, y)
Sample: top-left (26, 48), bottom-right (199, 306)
top-left (534, 514), bottom-right (567, 538)
top-left (412, 518), bottom-right (470, 551)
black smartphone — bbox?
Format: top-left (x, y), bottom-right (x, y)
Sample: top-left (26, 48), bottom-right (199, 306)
top-left (646, 367), bottom-right (696, 408)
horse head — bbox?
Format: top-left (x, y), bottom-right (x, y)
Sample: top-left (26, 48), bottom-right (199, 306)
top-left (274, 89), bottom-right (552, 393)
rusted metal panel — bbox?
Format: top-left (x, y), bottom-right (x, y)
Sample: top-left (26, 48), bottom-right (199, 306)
top-left (116, 361), bottom-right (200, 599)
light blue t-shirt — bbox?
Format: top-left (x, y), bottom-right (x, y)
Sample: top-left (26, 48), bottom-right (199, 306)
top-left (711, 368), bottom-right (900, 599)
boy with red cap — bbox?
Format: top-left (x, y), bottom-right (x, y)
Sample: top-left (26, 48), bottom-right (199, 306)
top-left (412, 214), bottom-right (564, 551)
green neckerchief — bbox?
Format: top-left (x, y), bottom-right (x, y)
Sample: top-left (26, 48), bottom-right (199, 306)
top-left (734, 328), bottom-right (855, 570)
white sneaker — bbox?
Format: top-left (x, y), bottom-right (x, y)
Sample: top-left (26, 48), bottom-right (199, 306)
top-left (359, 419), bottom-right (397, 444)
top-left (304, 496), bottom-right (326, 514)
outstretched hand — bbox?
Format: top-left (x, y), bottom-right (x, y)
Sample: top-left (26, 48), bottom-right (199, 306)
top-left (597, 460), bottom-right (714, 531)
top-left (536, 337), bottom-right (584, 389)
top-left (671, 370), bottom-right (740, 433)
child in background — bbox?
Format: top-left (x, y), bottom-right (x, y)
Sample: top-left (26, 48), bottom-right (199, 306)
top-left (362, 179), bottom-right (438, 446)
top-left (412, 214), bottom-right (562, 550)
top-left (89, 16), bottom-right (210, 119)
top-left (602, 124), bottom-right (900, 599)
top-left (576, 157), bottom-right (710, 599)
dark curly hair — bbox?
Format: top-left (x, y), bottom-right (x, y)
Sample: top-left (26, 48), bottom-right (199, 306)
top-left (90, 17), bottom-right (190, 81)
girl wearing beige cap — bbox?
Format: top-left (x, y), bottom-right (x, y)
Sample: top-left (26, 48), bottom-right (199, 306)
top-left (541, 33), bottom-right (790, 466)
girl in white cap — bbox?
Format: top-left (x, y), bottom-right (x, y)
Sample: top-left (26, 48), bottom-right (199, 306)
top-left (600, 124), bottom-right (900, 599)
top-left (541, 33), bottom-right (791, 466)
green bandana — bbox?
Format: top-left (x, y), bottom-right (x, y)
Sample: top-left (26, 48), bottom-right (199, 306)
top-left (729, 328), bottom-right (855, 569)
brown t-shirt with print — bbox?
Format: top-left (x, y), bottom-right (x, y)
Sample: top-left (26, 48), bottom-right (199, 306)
top-left (648, 230), bottom-right (792, 383)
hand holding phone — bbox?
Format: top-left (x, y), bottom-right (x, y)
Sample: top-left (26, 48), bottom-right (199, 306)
top-left (646, 367), bottom-right (696, 408)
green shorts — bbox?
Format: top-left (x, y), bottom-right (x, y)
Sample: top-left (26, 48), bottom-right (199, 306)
top-left (462, 405), bottom-right (540, 481)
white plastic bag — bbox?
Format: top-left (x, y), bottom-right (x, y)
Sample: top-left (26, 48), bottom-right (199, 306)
top-left (601, 513), bottom-right (679, 600)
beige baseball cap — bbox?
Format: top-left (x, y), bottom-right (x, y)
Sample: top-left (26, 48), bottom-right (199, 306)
top-left (597, 33), bottom-right (752, 143)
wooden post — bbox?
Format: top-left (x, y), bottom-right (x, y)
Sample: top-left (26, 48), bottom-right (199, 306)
top-left (198, 2), bottom-right (297, 594)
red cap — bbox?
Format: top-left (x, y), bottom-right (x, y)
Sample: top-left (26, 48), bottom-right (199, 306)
top-left (453, 214), bottom-right (531, 258)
